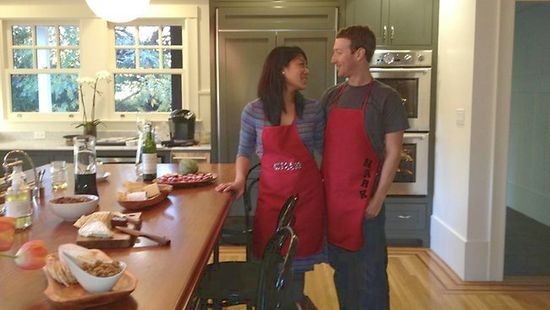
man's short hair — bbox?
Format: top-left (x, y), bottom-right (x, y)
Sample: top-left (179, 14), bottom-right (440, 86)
top-left (336, 25), bottom-right (376, 63)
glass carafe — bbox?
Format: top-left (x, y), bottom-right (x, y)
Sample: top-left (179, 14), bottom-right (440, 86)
top-left (73, 135), bottom-right (98, 196)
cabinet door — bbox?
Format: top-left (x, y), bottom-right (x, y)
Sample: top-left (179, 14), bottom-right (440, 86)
top-left (345, 0), bottom-right (384, 44)
top-left (387, 0), bottom-right (433, 47)
top-left (277, 30), bottom-right (336, 100)
top-left (217, 31), bottom-right (276, 163)
top-left (345, 0), bottom-right (434, 48)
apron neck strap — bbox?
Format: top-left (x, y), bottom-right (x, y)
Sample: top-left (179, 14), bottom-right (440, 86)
top-left (331, 81), bottom-right (374, 110)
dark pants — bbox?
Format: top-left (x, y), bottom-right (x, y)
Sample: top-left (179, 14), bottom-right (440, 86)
top-left (328, 206), bottom-right (389, 310)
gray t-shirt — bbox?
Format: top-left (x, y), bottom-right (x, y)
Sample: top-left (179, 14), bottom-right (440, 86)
top-left (320, 80), bottom-right (409, 158)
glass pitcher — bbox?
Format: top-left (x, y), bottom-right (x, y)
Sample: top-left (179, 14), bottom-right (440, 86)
top-left (73, 135), bottom-right (98, 196)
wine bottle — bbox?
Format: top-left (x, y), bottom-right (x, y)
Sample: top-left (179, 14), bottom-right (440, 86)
top-left (141, 122), bottom-right (157, 181)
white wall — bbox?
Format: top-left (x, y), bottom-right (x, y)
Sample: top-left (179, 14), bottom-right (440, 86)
top-left (432, 0), bottom-right (476, 279)
top-left (432, 0), bottom-right (514, 281)
top-left (507, 3), bottom-right (550, 226)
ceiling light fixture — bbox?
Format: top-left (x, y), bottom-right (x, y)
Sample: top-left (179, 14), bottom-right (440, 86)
top-left (85, 0), bottom-right (151, 23)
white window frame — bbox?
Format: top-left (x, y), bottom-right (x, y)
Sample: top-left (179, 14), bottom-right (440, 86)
top-left (0, 3), bottom-right (200, 124)
top-left (108, 19), bottom-right (193, 122)
top-left (3, 20), bottom-right (81, 122)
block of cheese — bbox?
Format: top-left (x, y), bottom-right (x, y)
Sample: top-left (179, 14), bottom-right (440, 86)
top-left (123, 181), bottom-right (147, 193)
top-left (74, 211), bottom-right (113, 229)
top-left (142, 183), bottom-right (160, 198)
top-left (78, 220), bottom-right (113, 239)
top-left (127, 191), bottom-right (147, 201)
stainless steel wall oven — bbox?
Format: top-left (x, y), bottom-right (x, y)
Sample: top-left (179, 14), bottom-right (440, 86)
top-left (389, 132), bottom-right (429, 195)
top-left (370, 50), bottom-right (432, 196)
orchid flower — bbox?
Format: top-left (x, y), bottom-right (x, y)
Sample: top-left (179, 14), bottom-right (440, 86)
top-left (75, 71), bottom-right (112, 128)
top-left (0, 239), bottom-right (48, 270)
top-left (0, 217), bottom-right (16, 251)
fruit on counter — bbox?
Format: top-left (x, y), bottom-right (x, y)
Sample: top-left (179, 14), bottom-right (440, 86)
top-left (178, 159), bottom-right (199, 175)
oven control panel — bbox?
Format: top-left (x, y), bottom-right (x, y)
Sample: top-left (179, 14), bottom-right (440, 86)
top-left (371, 50), bottom-right (432, 67)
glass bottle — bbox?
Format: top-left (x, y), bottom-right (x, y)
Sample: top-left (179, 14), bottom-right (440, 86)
top-left (74, 135), bottom-right (98, 196)
top-left (50, 160), bottom-right (68, 191)
top-left (5, 164), bottom-right (32, 229)
top-left (141, 122), bottom-right (157, 181)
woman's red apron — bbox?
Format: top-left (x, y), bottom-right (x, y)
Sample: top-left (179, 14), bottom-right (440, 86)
top-left (253, 120), bottom-right (324, 258)
top-left (322, 83), bottom-right (381, 251)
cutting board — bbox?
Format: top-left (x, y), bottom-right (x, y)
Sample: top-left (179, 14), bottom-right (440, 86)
top-left (76, 213), bottom-right (142, 248)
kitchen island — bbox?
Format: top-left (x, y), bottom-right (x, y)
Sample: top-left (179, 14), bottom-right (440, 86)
top-left (0, 163), bottom-right (235, 309)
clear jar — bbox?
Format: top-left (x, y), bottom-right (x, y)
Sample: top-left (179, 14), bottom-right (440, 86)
top-left (50, 160), bottom-right (68, 191)
top-left (73, 135), bottom-right (98, 196)
top-left (5, 164), bottom-right (32, 229)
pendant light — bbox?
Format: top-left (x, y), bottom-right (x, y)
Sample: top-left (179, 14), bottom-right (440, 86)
top-left (85, 0), bottom-right (151, 23)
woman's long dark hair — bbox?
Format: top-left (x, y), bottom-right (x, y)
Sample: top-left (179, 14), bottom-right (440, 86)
top-left (257, 46), bottom-right (307, 125)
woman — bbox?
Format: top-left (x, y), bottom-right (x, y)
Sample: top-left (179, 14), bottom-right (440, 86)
top-left (215, 46), bottom-right (324, 308)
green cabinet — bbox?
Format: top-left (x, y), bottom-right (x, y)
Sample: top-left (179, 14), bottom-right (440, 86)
top-left (385, 197), bottom-right (431, 246)
top-left (214, 7), bottom-right (337, 163)
top-left (346, 0), bottom-right (435, 48)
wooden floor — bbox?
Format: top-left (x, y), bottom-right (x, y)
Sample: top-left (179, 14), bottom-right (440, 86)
top-left (217, 246), bottom-right (550, 310)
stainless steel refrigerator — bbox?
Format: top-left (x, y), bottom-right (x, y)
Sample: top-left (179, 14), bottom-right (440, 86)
top-left (211, 6), bottom-right (338, 163)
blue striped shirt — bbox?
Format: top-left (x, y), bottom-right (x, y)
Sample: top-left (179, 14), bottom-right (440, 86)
top-left (237, 97), bottom-right (325, 159)
top-left (238, 97), bottom-right (327, 270)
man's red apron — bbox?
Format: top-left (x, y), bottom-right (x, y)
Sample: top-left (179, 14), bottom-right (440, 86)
top-left (253, 120), bottom-right (324, 258)
top-left (322, 83), bottom-right (381, 251)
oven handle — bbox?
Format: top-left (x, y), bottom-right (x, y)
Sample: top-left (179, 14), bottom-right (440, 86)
top-left (371, 68), bottom-right (431, 73)
top-left (403, 133), bottom-right (429, 140)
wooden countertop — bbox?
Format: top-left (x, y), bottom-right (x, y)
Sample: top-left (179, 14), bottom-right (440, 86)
top-left (0, 163), bottom-right (235, 309)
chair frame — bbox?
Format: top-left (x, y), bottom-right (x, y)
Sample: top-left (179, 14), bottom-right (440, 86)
top-left (256, 225), bottom-right (298, 310)
top-left (212, 163), bottom-right (260, 263)
top-left (197, 192), bottom-right (299, 310)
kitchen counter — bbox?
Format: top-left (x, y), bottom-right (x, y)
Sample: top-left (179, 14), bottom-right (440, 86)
top-left (0, 142), bottom-right (212, 176)
top-left (0, 163), bottom-right (235, 309)
top-left (0, 140), bottom-right (211, 151)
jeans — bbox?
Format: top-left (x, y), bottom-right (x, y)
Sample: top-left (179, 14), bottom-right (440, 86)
top-left (328, 206), bottom-right (389, 310)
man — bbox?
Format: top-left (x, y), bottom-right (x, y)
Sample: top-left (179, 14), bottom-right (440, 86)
top-left (321, 25), bottom-right (409, 309)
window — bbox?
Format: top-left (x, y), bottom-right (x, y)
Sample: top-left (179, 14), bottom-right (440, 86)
top-left (113, 24), bottom-right (184, 113)
top-left (1, 3), bottom-right (201, 124)
top-left (8, 23), bottom-right (80, 113)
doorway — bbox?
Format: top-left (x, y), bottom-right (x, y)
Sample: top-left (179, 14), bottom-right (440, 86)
top-left (504, 2), bottom-right (550, 277)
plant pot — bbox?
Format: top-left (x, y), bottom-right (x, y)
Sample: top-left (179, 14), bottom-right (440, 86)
top-left (83, 123), bottom-right (97, 137)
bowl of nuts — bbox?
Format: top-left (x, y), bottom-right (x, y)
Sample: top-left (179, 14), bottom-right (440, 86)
top-left (49, 195), bottom-right (99, 221)
top-left (60, 247), bottom-right (126, 293)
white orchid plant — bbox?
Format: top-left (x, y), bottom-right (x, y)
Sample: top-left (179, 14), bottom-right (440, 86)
top-left (75, 70), bottom-right (112, 129)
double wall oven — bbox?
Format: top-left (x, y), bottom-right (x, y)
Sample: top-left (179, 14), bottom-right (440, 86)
top-left (371, 50), bottom-right (432, 196)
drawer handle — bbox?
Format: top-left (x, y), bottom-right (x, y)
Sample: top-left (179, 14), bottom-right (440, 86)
top-left (397, 215), bottom-right (412, 219)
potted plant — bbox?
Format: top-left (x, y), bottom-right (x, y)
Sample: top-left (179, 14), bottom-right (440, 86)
top-left (75, 71), bottom-right (112, 136)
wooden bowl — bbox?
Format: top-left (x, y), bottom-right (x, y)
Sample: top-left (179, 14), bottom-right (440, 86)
top-left (117, 184), bottom-right (172, 211)
top-left (43, 251), bottom-right (136, 307)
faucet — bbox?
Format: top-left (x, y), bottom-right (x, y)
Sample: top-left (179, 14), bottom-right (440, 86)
top-left (2, 150), bottom-right (39, 200)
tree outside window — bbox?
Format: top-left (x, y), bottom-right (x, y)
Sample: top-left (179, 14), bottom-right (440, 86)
top-left (9, 24), bottom-right (80, 113)
top-left (114, 25), bottom-right (184, 113)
